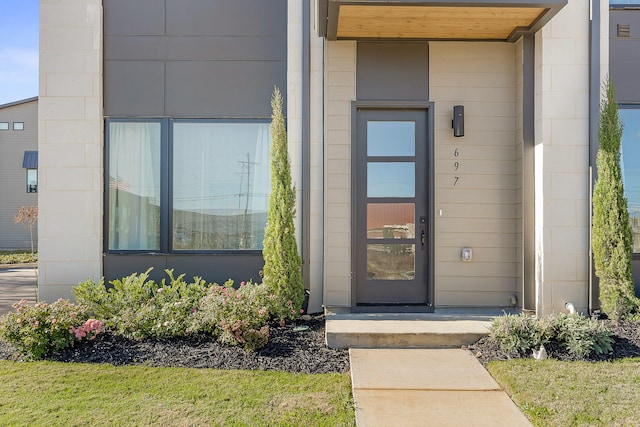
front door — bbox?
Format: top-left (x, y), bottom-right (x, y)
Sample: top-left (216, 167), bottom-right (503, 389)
top-left (354, 108), bottom-right (431, 307)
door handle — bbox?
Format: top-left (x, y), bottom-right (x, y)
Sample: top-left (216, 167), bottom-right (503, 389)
top-left (419, 216), bottom-right (426, 249)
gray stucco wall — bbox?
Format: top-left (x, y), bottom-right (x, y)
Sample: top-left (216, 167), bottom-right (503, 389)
top-left (610, 9), bottom-right (640, 104)
top-left (356, 42), bottom-right (429, 101)
top-left (104, 0), bottom-right (287, 118)
top-left (103, 0), bottom-right (287, 285)
top-left (0, 99), bottom-right (38, 251)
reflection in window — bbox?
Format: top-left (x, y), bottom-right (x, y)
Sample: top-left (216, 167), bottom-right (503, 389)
top-left (108, 121), bottom-right (161, 251)
top-left (172, 122), bottom-right (270, 250)
top-left (26, 169), bottom-right (37, 193)
top-left (367, 244), bottom-right (415, 280)
top-left (367, 121), bottom-right (415, 157)
top-left (367, 162), bottom-right (415, 198)
top-left (367, 203), bottom-right (414, 239)
top-left (620, 109), bottom-right (640, 252)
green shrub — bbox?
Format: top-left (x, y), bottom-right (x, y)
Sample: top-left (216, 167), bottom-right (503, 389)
top-left (0, 251), bottom-right (37, 265)
top-left (490, 313), bottom-right (550, 355)
top-left (262, 87), bottom-right (305, 320)
top-left (592, 79), bottom-right (640, 320)
top-left (74, 269), bottom-right (208, 340)
top-left (550, 313), bottom-right (614, 358)
top-left (489, 312), bottom-right (614, 359)
top-left (0, 299), bottom-right (101, 360)
top-left (189, 280), bottom-right (274, 351)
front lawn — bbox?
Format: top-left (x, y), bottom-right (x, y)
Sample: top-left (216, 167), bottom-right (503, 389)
top-left (488, 358), bottom-right (640, 427)
top-left (0, 361), bottom-right (355, 426)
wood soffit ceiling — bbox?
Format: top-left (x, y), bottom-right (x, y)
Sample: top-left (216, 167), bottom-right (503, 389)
top-left (321, 2), bottom-right (568, 42)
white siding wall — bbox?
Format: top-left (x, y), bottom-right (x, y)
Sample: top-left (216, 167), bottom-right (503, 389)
top-left (39, 0), bottom-right (103, 301)
top-left (0, 100), bottom-right (38, 250)
top-left (534, 0), bottom-right (591, 315)
top-left (323, 41), bottom-right (356, 307)
top-left (430, 42), bottom-right (519, 307)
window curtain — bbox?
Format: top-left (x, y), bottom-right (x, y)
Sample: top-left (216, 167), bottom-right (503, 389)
top-left (108, 122), bottom-right (161, 250)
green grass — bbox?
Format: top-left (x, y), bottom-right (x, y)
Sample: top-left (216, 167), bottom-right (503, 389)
top-left (0, 250), bottom-right (37, 265)
top-left (488, 358), bottom-right (640, 427)
top-left (0, 361), bottom-right (355, 426)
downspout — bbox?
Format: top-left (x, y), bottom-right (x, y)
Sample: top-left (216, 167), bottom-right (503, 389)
top-left (588, 0), bottom-right (602, 315)
top-left (302, 0), bottom-right (311, 295)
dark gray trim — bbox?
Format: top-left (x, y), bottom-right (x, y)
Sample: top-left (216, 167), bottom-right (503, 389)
top-left (104, 117), bottom-right (270, 256)
top-left (318, 0), bottom-right (329, 36)
top-left (103, 253), bottom-right (265, 286)
top-left (522, 34), bottom-right (535, 311)
top-left (589, 0), bottom-right (601, 313)
top-left (302, 0), bottom-right (311, 291)
top-left (350, 101), bottom-right (435, 310)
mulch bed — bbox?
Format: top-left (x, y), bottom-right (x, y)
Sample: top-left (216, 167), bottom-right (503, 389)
top-left (0, 314), bottom-right (350, 374)
top-left (3, 315), bottom-right (640, 372)
top-left (467, 319), bottom-right (640, 365)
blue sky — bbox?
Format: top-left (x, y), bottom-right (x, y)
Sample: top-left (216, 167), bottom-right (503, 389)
top-left (0, 0), bottom-right (39, 106)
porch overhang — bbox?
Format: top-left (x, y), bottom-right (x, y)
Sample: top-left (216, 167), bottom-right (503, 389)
top-left (317, 0), bottom-right (567, 43)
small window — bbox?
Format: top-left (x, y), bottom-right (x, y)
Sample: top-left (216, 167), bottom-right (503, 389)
top-left (0, 122), bottom-right (8, 130)
top-left (13, 122), bottom-right (24, 130)
top-left (26, 169), bottom-right (37, 193)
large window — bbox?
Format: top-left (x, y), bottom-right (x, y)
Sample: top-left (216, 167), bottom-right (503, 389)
top-left (106, 119), bottom-right (270, 253)
top-left (620, 108), bottom-right (640, 253)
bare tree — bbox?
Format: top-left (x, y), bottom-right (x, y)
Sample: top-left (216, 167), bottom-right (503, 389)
top-left (14, 206), bottom-right (38, 256)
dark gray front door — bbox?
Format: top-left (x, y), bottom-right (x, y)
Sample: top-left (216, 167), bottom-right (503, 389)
top-left (355, 109), bottom-right (430, 306)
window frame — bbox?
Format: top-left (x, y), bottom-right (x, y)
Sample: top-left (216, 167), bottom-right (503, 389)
top-left (104, 118), bottom-right (271, 255)
top-left (26, 169), bottom-right (37, 193)
top-left (618, 104), bottom-right (640, 257)
top-left (13, 122), bottom-right (24, 130)
top-left (0, 122), bottom-right (8, 130)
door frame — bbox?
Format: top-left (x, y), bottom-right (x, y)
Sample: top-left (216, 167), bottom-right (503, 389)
top-left (350, 101), bottom-right (435, 312)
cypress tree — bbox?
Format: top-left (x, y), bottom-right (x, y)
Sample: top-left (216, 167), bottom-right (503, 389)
top-left (262, 87), bottom-right (304, 320)
top-left (592, 79), bottom-right (639, 319)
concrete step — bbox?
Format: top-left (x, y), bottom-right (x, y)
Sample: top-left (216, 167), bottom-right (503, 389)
top-left (325, 310), bottom-right (502, 349)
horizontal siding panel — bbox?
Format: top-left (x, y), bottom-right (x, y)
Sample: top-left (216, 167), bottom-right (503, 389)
top-left (436, 261), bottom-right (516, 278)
top-left (435, 145), bottom-right (515, 161)
top-left (435, 173), bottom-right (518, 190)
top-left (436, 188), bottom-right (515, 204)
top-left (436, 232), bottom-right (517, 248)
top-left (435, 276), bottom-right (517, 293)
top-left (436, 217), bottom-right (516, 233)
top-left (436, 246), bottom-right (518, 263)
top-left (434, 159), bottom-right (515, 175)
top-left (436, 203), bottom-right (517, 219)
top-left (0, 100), bottom-right (38, 250)
top-left (436, 291), bottom-right (517, 307)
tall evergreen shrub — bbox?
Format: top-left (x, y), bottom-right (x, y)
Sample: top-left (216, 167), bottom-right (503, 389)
top-left (592, 79), bottom-right (639, 319)
top-left (262, 87), bottom-right (304, 319)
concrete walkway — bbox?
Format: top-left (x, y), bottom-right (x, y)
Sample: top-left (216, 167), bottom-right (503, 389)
top-left (0, 265), bottom-right (37, 315)
top-left (350, 348), bottom-right (532, 427)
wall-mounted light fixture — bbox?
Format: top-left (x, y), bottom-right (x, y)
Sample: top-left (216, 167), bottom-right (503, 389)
top-left (452, 105), bottom-right (464, 137)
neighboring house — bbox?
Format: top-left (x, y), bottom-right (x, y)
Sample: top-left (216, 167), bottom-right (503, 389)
top-left (0, 97), bottom-right (38, 251)
top-left (38, 0), bottom-right (639, 316)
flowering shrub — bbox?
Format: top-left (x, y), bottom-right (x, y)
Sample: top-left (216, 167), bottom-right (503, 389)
top-left (0, 299), bottom-right (99, 360)
top-left (70, 319), bottom-right (103, 340)
top-left (189, 280), bottom-right (275, 350)
top-left (74, 269), bottom-right (208, 340)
